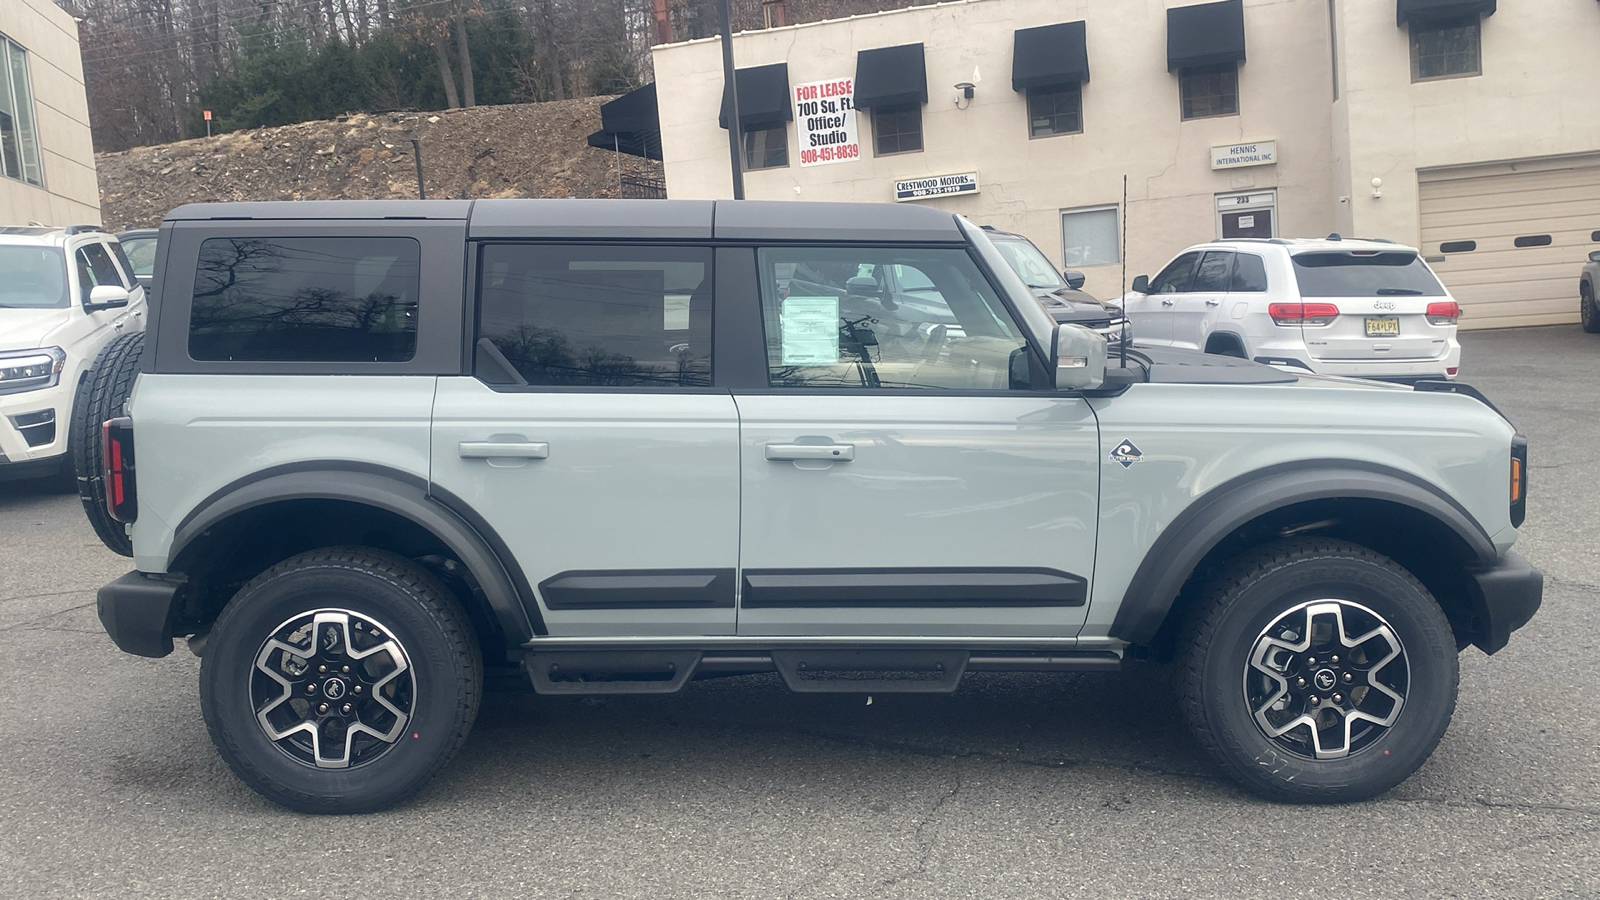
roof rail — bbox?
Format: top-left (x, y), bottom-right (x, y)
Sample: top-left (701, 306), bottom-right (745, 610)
top-left (63, 225), bottom-right (107, 235)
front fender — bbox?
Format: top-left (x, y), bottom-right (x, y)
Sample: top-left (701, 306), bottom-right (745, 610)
top-left (1108, 460), bottom-right (1498, 646)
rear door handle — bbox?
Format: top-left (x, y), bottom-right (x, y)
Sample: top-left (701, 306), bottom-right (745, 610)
top-left (765, 443), bottom-right (854, 462)
top-left (1161, 298), bottom-right (1175, 307)
top-left (1205, 299), bottom-right (1221, 307)
top-left (459, 441), bottom-right (549, 460)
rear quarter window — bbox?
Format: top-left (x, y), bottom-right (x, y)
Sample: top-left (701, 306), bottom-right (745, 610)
top-left (188, 236), bottom-right (420, 362)
top-left (1291, 251), bottom-right (1446, 297)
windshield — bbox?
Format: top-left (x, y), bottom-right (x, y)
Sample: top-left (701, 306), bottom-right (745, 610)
top-left (0, 246), bottom-right (69, 309)
top-left (120, 235), bottom-right (157, 279)
top-left (1291, 251), bottom-right (1446, 297)
top-left (991, 235), bottom-right (1067, 290)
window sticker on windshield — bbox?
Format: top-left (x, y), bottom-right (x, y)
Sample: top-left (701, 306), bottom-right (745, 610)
top-left (780, 296), bottom-right (841, 365)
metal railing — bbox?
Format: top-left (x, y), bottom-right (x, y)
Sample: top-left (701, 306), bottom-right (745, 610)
top-left (621, 175), bottom-right (668, 199)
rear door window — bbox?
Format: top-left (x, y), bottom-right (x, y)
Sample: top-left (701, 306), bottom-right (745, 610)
top-left (1191, 251), bottom-right (1233, 292)
top-left (188, 236), bottom-right (420, 362)
top-left (1291, 252), bottom-right (1446, 297)
top-left (474, 244), bottom-right (712, 388)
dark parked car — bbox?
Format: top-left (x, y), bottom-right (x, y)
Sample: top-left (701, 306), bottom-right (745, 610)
top-left (115, 229), bottom-right (158, 290)
top-left (983, 226), bottom-right (1130, 345)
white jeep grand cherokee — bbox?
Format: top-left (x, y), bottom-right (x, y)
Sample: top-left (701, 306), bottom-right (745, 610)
top-left (0, 225), bottom-right (145, 484)
top-left (1125, 237), bottom-right (1462, 382)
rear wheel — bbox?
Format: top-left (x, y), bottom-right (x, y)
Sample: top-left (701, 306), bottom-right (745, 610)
top-left (72, 331), bottom-right (144, 555)
top-left (1179, 539), bottom-right (1458, 803)
top-left (200, 547), bottom-right (482, 814)
top-left (1582, 284), bottom-right (1599, 333)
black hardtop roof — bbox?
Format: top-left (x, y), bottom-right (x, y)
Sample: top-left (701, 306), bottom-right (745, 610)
top-left (164, 198), bottom-right (965, 243)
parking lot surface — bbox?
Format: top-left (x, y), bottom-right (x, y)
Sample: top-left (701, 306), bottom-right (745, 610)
top-left (0, 327), bottom-right (1595, 899)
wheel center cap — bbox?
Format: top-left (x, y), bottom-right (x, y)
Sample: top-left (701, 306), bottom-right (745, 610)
top-left (323, 677), bottom-right (348, 700)
top-left (1313, 668), bottom-right (1338, 692)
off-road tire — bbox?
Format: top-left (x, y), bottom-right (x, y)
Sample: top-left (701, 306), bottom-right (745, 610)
top-left (199, 547), bottom-right (482, 814)
top-left (72, 331), bottom-right (144, 555)
top-left (1178, 538), bottom-right (1459, 803)
top-left (1582, 284), bottom-right (1599, 333)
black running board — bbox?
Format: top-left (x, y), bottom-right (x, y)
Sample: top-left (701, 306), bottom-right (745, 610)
top-left (521, 648), bottom-right (1121, 695)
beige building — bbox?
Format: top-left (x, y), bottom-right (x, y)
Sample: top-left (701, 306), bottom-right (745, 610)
top-left (632, 0), bottom-right (1600, 329)
top-left (0, 0), bottom-right (98, 226)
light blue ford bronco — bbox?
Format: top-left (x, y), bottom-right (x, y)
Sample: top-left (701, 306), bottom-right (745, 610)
top-left (79, 199), bottom-right (1541, 813)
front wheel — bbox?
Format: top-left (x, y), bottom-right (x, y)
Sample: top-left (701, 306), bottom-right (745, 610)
top-left (1582, 284), bottom-right (1599, 334)
top-left (200, 548), bottom-right (481, 814)
top-left (1179, 539), bottom-right (1459, 803)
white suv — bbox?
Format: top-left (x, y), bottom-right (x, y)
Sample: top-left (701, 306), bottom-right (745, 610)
top-left (1125, 237), bottom-right (1461, 382)
top-left (0, 226), bottom-right (145, 483)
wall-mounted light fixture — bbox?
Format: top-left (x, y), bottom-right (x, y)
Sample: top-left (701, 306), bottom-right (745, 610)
top-left (1370, 177), bottom-right (1383, 199)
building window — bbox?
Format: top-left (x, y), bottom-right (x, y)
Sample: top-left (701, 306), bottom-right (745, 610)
top-left (0, 35), bottom-right (44, 187)
top-left (1179, 63), bottom-right (1239, 120)
top-left (1410, 16), bottom-right (1480, 81)
top-left (743, 124), bottom-right (788, 170)
top-left (872, 104), bottom-right (922, 155)
top-left (1060, 207), bottom-right (1120, 268)
top-left (1027, 84), bottom-right (1082, 138)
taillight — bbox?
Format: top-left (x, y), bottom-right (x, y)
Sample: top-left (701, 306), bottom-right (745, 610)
top-left (102, 416), bottom-right (138, 524)
top-left (1426, 301), bottom-right (1461, 325)
top-left (1268, 302), bottom-right (1340, 326)
top-left (1510, 434), bottom-right (1528, 528)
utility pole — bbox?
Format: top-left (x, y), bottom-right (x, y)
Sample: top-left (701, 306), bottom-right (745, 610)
top-left (719, 0), bottom-right (745, 200)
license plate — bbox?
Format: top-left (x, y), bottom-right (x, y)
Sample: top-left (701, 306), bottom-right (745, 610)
top-left (1365, 316), bottom-right (1400, 337)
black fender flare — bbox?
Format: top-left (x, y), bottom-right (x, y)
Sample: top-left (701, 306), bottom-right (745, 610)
top-left (168, 461), bottom-right (540, 645)
top-left (1109, 460), bottom-right (1499, 646)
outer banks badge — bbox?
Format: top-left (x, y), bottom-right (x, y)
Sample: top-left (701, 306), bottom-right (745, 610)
top-left (1110, 439), bottom-right (1143, 468)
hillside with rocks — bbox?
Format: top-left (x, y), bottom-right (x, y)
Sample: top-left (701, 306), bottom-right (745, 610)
top-left (94, 97), bottom-right (664, 231)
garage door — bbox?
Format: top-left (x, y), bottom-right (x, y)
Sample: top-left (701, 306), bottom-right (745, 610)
top-left (1419, 154), bottom-right (1600, 330)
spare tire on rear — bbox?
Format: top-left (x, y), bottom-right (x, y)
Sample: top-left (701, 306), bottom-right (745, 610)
top-left (73, 331), bottom-right (145, 557)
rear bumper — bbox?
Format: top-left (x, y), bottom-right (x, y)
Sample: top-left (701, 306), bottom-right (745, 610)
top-left (1467, 551), bottom-right (1543, 655)
top-left (97, 571), bottom-right (181, 658)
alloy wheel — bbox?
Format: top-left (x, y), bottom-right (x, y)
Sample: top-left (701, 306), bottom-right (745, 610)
top-left (1242, 599), bottom-right (1408, 760)
top-left (252, 608), bottom-right (415, 769)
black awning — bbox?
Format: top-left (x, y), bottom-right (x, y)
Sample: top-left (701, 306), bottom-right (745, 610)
top-left (1167, 0), bottom-right (1246, 71)
top-left (1012, 21), bottom-right (1090, 91)
top-left (1396, 0), bottom-right (1495, 24)
top-left (589, 84), bottom-right (661, 160)
top-left (598, 83), bottom-right (658, 134)
top-left (718, 63), bottom-right (793, 130)
top-left (585, 129), bottom-right (661, 161)
top-left (854, 43), bottom-right (927, 109)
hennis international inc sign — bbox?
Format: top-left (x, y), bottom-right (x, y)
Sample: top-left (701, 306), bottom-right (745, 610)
top-left (1210, 141), bottom-right (1277, 170)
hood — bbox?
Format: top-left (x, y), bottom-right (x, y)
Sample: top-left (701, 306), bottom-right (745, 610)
top-left (0, 307), bottom-right (75, 351)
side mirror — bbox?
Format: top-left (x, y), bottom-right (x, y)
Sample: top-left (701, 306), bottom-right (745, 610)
top-left (844, 276), bottom-right (881, 297)
top-left (1130, 274), bottom-right (1150, 294)
top-left (1062, 270), bottom-right (1086, 290)
top-left (1052, 323), bottom-right (1107, 391)
top-left (87, 284), bottom-right (131, 310)
top-left (1590, 250), bottom-right (1600, 263)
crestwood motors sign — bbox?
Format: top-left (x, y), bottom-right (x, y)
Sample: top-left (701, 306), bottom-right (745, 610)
top-left (894, 172), bottom-right (980, 201)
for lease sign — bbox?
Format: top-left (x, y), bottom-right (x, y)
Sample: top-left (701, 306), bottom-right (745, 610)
top-left (793, 78), bottom-right (860, 167)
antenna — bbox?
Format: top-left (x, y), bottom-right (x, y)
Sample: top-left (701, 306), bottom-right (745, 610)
top-left (1119, 174), bottom-right (1129, 367)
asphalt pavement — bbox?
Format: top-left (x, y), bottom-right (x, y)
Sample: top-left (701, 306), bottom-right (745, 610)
top-left (0, 326), bottom-right (1594, 899)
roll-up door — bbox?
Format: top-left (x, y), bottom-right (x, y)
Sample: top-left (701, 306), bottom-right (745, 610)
top-left (1419, 154), bottom-right (1600, 329)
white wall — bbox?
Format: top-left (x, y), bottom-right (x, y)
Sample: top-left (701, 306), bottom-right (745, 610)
top-left (654, 0), bottom-right (1336, 299)
top-left (1336, 0), bottom-right (1600, 247)
top-left (0, 0), bottom-right (99, 226)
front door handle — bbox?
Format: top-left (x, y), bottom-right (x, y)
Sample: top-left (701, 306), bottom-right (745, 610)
top-left (765, 443), bottom-right (854, 462)
top-left (1161, 298), bottom-right (1176, 307)
top-left (459, 441), bottom-right (549, 460)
